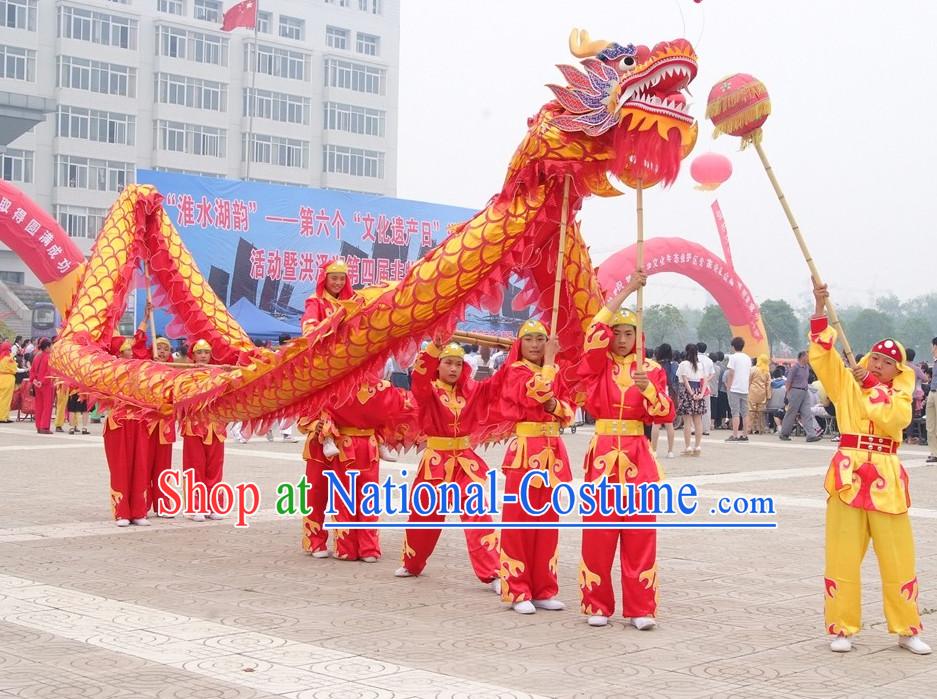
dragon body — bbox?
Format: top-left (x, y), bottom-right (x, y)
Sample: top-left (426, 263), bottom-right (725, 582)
top-left (2, 30), bottom-right (698, 435)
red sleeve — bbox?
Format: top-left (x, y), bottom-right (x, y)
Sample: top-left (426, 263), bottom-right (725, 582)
top-left (645, 365), bottom-right (675, 424)
top-left (579, 317), bottom-right (613, 384)
top-left (131, 329), bottom-right (151, 360)
top-left (410, 348), bottom-right (439, 404)
top-left (301, 297), bottom-right (324, 334)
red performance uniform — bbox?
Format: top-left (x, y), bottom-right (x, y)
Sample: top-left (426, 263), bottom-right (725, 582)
top-left (181, 417), bottom-right (225, 513)
top-left (301, 380), bottom-right (413, 561)
top-left (300, 263), bottom-right (359, 335)
top-left (399, 344), bottom-right (500, 582)
top-left (103, 407), bottom-right (151, 521)
top-left (132, 330), bottom-right (177, 514)
top-left (485, 343), bottom-right (575, 605)
top-left (576, 309), bottom-right (674, 620)
top-left (29, 349), bottom-right (54, 432)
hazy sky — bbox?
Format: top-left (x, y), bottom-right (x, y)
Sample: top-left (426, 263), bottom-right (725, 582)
top-left (397, 0), bottom-right (937, 311)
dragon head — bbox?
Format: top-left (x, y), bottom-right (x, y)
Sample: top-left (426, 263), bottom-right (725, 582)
top-left (549, 29), bottom-right (699, 188)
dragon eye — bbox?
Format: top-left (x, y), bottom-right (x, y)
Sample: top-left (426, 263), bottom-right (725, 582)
top-left (622, 55), bottom-right (636, 68)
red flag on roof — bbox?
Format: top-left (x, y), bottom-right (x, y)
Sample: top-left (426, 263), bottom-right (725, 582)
top-left (221, 0), bottom-right (257, 32)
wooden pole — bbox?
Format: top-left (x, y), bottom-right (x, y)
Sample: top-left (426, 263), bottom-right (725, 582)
top-left (142, 261), bottom-right (158, 360)
top-left (450, 330), bottom-right (513, 349)
top-left (550, 175), bottom-right (573, 338)
top-left (634, 180), bottom-right (645, 362)
top-left (752, 138), bottom-right (856, 367)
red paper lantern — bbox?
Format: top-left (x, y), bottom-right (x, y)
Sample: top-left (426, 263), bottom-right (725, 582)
top-left (706, 73), bottom-right (771, 139)
top-left (690, 152), bottom-right (732, 191)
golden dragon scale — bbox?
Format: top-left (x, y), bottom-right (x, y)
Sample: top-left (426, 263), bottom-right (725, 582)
top-left (1, 32), bottom-right (698, 435)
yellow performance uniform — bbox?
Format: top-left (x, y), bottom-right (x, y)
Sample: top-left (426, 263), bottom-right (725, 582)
top-left (809, 316), bottom-right (922, 637)
top-left (0, 353), bottom-right (15, 421)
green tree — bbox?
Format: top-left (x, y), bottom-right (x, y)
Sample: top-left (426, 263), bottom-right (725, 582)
top-left (759, 299), bottom-right (801, 355)
top-left (697, 305), bottom-right (731, 352)
top-left (644, 304), bottom-right (686, 350)
top-left (849, 309), bottom-right (896, 354)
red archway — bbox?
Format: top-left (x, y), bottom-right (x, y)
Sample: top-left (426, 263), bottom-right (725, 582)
top-left (597, 236), bottom-right (769, 357)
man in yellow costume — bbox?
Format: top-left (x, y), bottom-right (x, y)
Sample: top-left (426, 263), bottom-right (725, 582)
top-left (810, 282), bottom-right (929, 655)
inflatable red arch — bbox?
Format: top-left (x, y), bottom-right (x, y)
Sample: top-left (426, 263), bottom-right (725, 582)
top-left (597, 236), bottom-right (769, 357)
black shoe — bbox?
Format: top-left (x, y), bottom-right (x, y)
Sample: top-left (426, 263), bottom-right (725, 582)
top-left (55, 426), bottom-right (64, 433)
top-left (779, 435), bottom-right (791, 441)
top-left (806, 436), bottom-right (822, 443)
top-left (738, 435), bottom-right (749, 442)
top-left (725, 436), bottom-right (740, 442)
top-left (82, 428), bottom-right (90, 435)
top-left (927, 456), bottom-right (937, 464)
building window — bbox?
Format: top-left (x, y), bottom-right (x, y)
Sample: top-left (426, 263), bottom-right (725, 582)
top-left (244, 88), bottom-right (311, 125)
top-left (0, 271), bottom-right (24, 284)
top-left (57, 106), bottom-right (136, 145)
top-left (58, 6), bottom-right (138, 50)
top-left (55, 205), bottom-right (107, 239)
top-left (0, 148), bottom-right (32, 183)
top-left (245, 43), bottom-right (310, 81)
top-left (153, 166), bottom-right (223, 178)
top-left (0, 0), bottom-right (37, 31)
top-left (157, 121), bottom-right (226, 158)
top-left (322, 145), bottom-right (384, 179)
top-left (371, 0), bottom-right (382, 14)
top-left (242, 134), bottom-right (309, 169)
top-left (156, 25), bottom-right (228, 66)
top-left (155, 73), bottom-right (227, 111)
top-left (326, 26), bottom-right (348, 50)
top-left (355, 32), bottom-right (379, 56)
top-left (157, 0), bottom-right (185, 16)
top-left (0, 44), bottom-right (35, 81)
top-left (323, 58), bottom-right (385, 95)
top-left (55, 156), bottom-right (134, 193)
top-left (57, 56), bottom-right (136, 98)
top-left (279, 15), bottom-right (304, 41)
top-left (323, 102), bottom-right (385, 137)
top-left (193, 0), bottom-right (221, 23)
top-left (256, 10), bottom-right (271, 33)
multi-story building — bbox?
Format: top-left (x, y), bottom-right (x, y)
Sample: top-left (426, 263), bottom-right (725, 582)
top-left (0, 0), bottom-right (399, 287)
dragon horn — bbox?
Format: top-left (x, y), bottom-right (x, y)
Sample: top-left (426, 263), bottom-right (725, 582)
top-left (569, 28), bottom-right (610, 59)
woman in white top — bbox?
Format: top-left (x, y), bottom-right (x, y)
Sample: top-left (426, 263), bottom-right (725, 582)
top-left (677, 343), bottom-right (707, 456)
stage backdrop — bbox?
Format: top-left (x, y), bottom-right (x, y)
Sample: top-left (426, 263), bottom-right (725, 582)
top-left (134, 171), bottom-right (517, 341)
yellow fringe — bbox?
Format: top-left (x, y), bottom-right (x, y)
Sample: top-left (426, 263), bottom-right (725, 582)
top-left (705, 84), bottom-right (768, 118)
top-left (711, 101), bottom-right (771, 138)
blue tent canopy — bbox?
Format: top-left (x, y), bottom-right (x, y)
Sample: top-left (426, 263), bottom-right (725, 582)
top-left (228, 297), bottom-right (301, 341)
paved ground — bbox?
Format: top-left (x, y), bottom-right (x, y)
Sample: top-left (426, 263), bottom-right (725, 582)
top-left (1, 419), bottom-right (935, 698)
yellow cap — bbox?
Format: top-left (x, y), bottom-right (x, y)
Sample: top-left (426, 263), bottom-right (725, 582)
top-left (154, 337), bottom-right (171, 349)
top-left (325, 260), bottom-right (348, 274)
top-left (610, 308), bottom-right (638, 328)
top-left (439, 343), bottom-right (465, 360)
top-left (518, 319), bottom-right (548, 338)
top-left (192, 339), bottom-right (211, 352)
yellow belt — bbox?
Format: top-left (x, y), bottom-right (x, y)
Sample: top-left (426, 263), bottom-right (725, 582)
top-left (338, 427), bottom-right (375, 437)
top-left (515, 421), bottom-right (560, 437)
top-left (426, 435), bottom-right (471, 451)
top-left (595, 419), bottom-right (645, 437)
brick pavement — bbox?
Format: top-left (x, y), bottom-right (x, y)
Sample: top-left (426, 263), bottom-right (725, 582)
top-left (0, 421), bottom-right (935, 698)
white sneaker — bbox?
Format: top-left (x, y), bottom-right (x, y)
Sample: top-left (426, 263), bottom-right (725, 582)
top-left (322, 438), bottom-right (340, 459)
top-left (115, 518), bottom-right (130, 527)
top-left (131, 518), bottom-right (150, 526)
top-left (588, 615), bottom-right (608, 627)
top-left (830, 634), bottom-right (852, 652)
top-left (360, 556), bottom-right (379, 563)
top-left (532, 598), bottom-right (566, 611)
top-left (394, 567), bottom-right (413, 577)
top-left (631, 616), bottom-right (657, 630)
top-left (157, 513), bottom-right (175, 518)
top-left (379, 444), bottom-right (397, 462)
top-left (489, 578), bottom-right (502, 595)
top-left (237, 437), bottom-right (247, 444)
top-left (898, 635), bottom-right (932, 655)
top-left (282, 434), bottom-right (298, 443)
top-left (310, 549), bottom-right (330, 559)
top-left (512, 601), bottom-right (536, 614)
top-left (666, 451), bottom-right (675, 459)
top-left (207, 512), bottom-right (224, 520)
top-left (191, 513), bottom-right (206, 522)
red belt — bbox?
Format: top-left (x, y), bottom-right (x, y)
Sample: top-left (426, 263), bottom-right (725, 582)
top-left (839, 433), bottom-right (897, 455)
